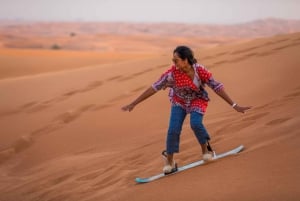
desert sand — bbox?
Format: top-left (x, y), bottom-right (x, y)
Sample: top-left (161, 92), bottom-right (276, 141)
top-left (0, 25), bottom-right (299, 201)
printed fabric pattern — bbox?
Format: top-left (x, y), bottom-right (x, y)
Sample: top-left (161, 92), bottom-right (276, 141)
top-left (152, 63), bottom-right (224, 114)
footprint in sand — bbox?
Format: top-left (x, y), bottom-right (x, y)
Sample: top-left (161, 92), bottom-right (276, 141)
top-left (80, 80), bottom-right (103, 92)
top-left (20, 101), bottom-right (38, 109)
top-left (132, 68), bottom-right (155, 76)
top-left (0, 135), bottom-right (34, 163)
top-left (106, 75), bottom-right (123, 81)
top-left (228, 56), bottom-right (247, 63)
top-left (55, 104), bottom-right (96, 124)
top-left (231, 46), bottom-right (260, 55)
top-left (0, 148), bottom-right (15, 164)
top-left (0, 108), bottom-right (19, 116)
top-left (56, 110), bottom-right (80, 123)
top-left (228, 51), bottom-right (268, 63)
top-left (4, 80), bottom-right (104, 116)
top-left (265, 117), bottom-right (291, 126)
top-left (63, 80), bottom-right (103, 96)
top-left (228, 38), bottom-right (294, 59)
top-left (0, 101), bottom-right (40, 117)
top-left (212, 60), bottom-right (228, 66)
top-left (13, 135), bottom-right (34, 153)
top-left (284, 91), bottom-right (300, 99)
top-left (116, 68), bottom-right (157, 82)
top-left (271, 44), bottom-right (292, 51)
top-left (272, 42), bottom-right (300, 51)
top-left (50, 174), bottom-right (74, 185)
top-left (31, 123), bottom-right (63, 137)
top-left (201, 52), bottom-right (228, 61)
top-left (26, 103), bottom-right (52, 113)
top-left (63, 90), bottom-right (80, 97)
top-left (245, 52), bottom-right (258, 57)
top-left (256, 51), bottom-right (275, 56)
top-left (116, 75), bottom-right (135, 81)
top-left (275, 38), bottom-right (290, 43)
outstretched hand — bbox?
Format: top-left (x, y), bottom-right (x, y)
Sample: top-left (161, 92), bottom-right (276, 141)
top-left (233, 105), bottom-right (252, 113)
top-left (121, 103), bottom-right (135, 112)
top-left (121, 86), bottom-right (157, 112)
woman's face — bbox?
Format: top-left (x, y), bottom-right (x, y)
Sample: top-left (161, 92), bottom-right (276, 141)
top-left (172, 52), bottom-right (190, 72)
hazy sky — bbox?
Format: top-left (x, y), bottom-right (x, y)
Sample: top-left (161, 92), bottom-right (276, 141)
top-left (1, 0), bottom-right (300, 24)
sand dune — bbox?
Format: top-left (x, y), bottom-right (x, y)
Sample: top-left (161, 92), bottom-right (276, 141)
top-left (0, 32), bottom-right (300, 201)
top-left (1, 19), bottom-right (300, 52)
top-left (1, 19), bottom-right (300, 38)
top-left (0, 48), bottom-right (157, 80)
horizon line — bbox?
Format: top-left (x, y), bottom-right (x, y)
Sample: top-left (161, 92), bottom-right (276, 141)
top-left (1, 17), bottom-right (300, 26)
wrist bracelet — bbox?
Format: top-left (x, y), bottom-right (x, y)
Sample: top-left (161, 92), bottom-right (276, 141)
top-left (232, 103), bottom-right (237, 108)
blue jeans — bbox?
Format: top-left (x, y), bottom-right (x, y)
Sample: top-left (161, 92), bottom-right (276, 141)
top-left (166, 106), bottom-right (210, 154)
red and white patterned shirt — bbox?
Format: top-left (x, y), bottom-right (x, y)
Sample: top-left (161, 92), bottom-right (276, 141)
top-left (152, 63), bottom-right (224, 114)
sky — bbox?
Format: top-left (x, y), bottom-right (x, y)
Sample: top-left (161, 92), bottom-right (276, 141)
top-left (1, 0), bottom-right (300, 24)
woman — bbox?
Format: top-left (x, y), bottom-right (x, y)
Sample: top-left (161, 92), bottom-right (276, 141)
top-left (122, 46), bottom-right (251, 174)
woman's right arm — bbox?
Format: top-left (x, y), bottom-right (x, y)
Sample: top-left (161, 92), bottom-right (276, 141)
top-left (121, 86), bottom-right (157, 112)
top-left (122, 67), bottom-right (173, 112)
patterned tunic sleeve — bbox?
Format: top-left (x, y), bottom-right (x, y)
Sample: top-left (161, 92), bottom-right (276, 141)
top-left (197, 65), bottom-right (224, 92)
top-left (152, 68), bottom-right (173, 91)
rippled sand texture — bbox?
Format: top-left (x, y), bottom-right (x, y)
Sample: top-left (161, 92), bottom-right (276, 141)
top-left (0, 27), bottom-right (299, 201)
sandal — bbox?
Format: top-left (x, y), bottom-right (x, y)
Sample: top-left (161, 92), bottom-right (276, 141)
top-left (203, 141), bottom-right (216, 162)
top-left (162, 150), bottom-right (178, 175)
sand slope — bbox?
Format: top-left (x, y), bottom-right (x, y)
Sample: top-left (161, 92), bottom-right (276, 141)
top-left (0, 32), bottom-right (300, 201)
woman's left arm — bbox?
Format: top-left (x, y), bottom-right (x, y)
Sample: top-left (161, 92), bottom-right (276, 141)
top-left (216, 88), bottom-right (252, 113)
top-left (197, 65), bottom-right (251, 113)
